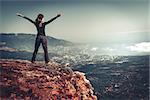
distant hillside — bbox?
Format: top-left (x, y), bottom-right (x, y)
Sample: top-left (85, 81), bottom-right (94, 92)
top-left (0, 33), bottom-right (73, 51)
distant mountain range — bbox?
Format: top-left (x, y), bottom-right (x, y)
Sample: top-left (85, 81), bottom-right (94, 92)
top-left (0, 33), bottom-right (74, 51)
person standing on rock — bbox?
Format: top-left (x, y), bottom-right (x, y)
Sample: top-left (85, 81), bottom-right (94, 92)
top-left (17, 13), bottom-right (61, 64)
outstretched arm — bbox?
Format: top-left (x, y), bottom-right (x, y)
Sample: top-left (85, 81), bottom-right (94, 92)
top-left (45, 14), bottom-right (61, 25)
top-left (16, 13), bottom-right (35, 24)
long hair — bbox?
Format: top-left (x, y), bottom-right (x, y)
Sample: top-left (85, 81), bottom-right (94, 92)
top-left (35, 14), bottom-right (44, 23)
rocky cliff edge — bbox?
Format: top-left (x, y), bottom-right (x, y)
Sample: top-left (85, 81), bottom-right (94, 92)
top-left (0, 59), bottom-right (97, 100)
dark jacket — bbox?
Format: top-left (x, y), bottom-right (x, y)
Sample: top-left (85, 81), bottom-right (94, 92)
top-left (23, 15), bottom-right (60, 36)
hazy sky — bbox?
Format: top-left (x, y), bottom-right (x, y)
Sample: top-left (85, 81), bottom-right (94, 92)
top-left (1, 0), bottom-right (149, 44)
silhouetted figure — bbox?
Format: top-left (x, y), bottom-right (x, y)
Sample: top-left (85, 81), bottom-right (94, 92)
top-left (17, 13), bottom-right (61, 63)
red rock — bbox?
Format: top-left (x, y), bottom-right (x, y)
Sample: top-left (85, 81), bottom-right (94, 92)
top-left (0, 59), bottom-right (97, 99)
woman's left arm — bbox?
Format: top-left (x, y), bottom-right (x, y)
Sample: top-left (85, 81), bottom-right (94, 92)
top-left (44, 14), bottom-right (61, 25)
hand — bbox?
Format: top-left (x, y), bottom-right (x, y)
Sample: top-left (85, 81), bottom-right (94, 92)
top-left (16, 13), bottom-right (25, 17)
top-left (57, 14), bottom-right (61, 17)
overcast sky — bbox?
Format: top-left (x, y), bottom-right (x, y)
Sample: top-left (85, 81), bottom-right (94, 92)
top-left (1, 0), bottom-right (149, 44)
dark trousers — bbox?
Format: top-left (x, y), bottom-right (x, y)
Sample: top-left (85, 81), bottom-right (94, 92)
top-left (31, 35), bottom-right (49, 63)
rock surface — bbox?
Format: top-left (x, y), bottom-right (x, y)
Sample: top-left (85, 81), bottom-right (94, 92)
top-left (0, 59), bottom-right (97, 100)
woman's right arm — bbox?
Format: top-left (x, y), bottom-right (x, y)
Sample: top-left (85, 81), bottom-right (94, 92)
top-left (17, 13), bottom-right (35, 24)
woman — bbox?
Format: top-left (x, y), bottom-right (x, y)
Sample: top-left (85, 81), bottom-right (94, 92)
top-left (17, 13), bottom-right (61, 63)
